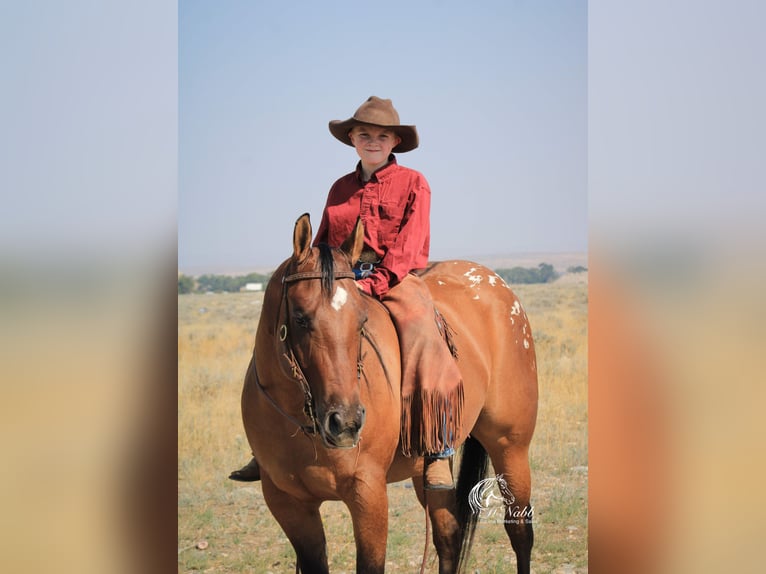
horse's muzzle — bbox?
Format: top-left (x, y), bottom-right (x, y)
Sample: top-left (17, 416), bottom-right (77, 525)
top-left (320, 403), bottom-right (366, 449)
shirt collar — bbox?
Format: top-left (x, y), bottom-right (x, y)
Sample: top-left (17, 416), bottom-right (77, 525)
top-left (355, 154), bottom-right (398, 183)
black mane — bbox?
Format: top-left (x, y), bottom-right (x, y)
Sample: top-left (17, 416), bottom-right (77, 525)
top-left (317, 243), bottom-right (334, 296)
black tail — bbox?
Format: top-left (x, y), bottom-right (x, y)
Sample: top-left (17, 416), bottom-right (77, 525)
top-left (455, 435), bottom-right (489, 573)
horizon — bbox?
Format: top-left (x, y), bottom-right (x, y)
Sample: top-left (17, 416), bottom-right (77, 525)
top-left (178, 250), bottom-right (588, 277)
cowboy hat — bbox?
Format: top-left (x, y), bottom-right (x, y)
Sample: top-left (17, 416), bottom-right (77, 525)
top-left (329, 96), bottom-right (419, 153)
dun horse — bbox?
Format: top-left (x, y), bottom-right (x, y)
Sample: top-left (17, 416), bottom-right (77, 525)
top-left (240, 214), bottom-right (538, 574)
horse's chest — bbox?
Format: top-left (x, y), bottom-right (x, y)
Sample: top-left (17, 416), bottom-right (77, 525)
top-left (267, 462), bottom-right (344, 502)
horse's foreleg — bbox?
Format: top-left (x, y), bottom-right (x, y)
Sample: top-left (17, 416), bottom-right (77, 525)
top-left (344, 475), bottom-right (389, 574)
top-left (261, 477), bottom-right (329, 574)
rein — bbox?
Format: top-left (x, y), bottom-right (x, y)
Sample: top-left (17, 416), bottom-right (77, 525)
top-left (251, 359), bottom-right (318, 437)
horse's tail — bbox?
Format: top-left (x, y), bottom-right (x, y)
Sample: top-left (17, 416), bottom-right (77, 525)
top-left (455, 435), bottom-right (489, 573)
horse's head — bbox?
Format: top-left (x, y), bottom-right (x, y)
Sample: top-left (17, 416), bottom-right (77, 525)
top-left (277, 213), bottom-right (368, 449)
top-left (495, 474), bottom-right (516, 505)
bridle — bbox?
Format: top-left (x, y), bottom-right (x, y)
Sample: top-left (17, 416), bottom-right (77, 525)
top-left (253, 264), bottom-right (362, 439)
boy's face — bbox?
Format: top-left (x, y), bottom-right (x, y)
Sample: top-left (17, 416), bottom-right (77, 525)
top-left (348, 124), bottom-right (401, 168)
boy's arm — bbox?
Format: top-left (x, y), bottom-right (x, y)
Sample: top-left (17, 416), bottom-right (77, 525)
top-left (356, 175), bottom-right (430, 298)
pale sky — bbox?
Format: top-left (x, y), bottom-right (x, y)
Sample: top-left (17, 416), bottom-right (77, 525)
top-left (589, 0), bottom-right (765, 250)
top-left (178, 0), bottom-right (587, 273)
top-left (2, 1), bottom-right (760, 275)
top-left (1, 1), bottom-right (176, 261)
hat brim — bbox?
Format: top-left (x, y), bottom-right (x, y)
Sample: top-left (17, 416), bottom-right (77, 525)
top-left (328, 119), bottom-right (419, 153)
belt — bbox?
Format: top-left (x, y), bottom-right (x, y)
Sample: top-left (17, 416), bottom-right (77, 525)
top-left (354, 249), bottom-right (381, 279)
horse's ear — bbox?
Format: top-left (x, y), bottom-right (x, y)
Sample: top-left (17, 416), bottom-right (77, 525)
top-left (293, 213), bottom-right (312, 262)
top-left (340, 217), bottom-right (364, 264)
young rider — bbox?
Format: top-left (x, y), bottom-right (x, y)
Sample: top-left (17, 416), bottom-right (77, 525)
top-left (231, 96), bottom-right (463, 489)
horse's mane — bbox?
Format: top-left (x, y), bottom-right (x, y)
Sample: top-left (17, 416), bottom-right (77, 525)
top-left (317, 243), bottom-right (334, 296)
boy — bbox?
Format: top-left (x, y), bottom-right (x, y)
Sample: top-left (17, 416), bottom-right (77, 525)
top-left (231, 97), bottom-right (463, 489)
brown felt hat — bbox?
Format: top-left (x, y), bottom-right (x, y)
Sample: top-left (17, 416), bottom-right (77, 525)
top-left (329, 96), bottom-right (419, 153)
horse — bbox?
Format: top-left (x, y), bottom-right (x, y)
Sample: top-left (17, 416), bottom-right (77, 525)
top-left (240, 213), bottom-right (538, 574)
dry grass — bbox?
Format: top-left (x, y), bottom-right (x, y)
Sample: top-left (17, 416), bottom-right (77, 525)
top-left (178, 275), bottom-right (588, 573)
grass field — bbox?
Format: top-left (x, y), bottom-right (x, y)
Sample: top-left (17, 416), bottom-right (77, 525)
top-left (178, 274), bottom-right (588, 573)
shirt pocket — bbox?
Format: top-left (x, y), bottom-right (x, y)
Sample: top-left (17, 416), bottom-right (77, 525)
top-left (377, 198), bottom-right (406, 245)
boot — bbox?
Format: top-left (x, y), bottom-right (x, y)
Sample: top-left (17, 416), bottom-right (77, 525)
top-left (424, 456), bottom-right (454, 490)
top-left (229, 457), bottom-right (261, 482)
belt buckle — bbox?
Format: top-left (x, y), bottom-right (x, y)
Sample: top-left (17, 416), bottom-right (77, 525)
top-left (356, 261), bottom-right (375, 279)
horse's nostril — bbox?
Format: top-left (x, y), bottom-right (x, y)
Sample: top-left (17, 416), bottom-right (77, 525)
top-left (328, 411), bottom-right (344, 436)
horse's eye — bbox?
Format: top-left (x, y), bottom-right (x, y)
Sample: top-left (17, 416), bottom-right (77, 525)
top-left (294, 313), bottom-right (311, 330)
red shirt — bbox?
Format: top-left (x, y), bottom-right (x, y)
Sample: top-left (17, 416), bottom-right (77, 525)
top-left (313, 156), bottom-right (431, 298)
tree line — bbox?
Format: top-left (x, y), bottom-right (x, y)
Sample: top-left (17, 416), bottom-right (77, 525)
top-left (178, 263), bottom-right (586, 294)
top-left (495, 263), bottom-right (559, 285)
top-left (178, 271), bottom-right (271, 294)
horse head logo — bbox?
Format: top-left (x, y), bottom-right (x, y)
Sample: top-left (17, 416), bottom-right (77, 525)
top-left (468, 474), bottom-right (515, 518)
top-left (495, 474), bottom-right (515, 505)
